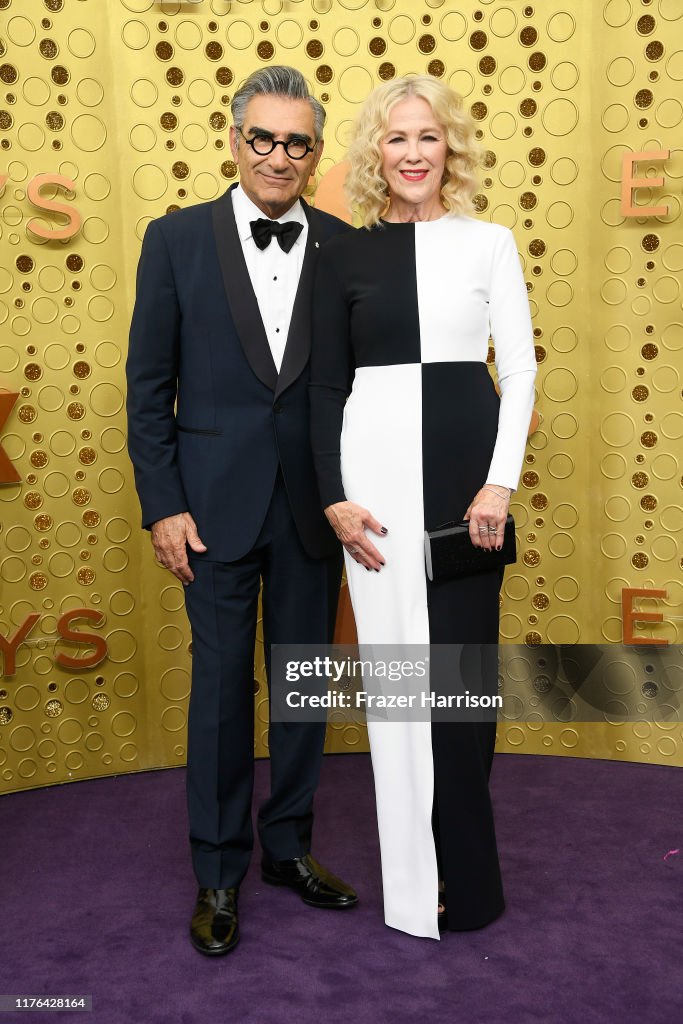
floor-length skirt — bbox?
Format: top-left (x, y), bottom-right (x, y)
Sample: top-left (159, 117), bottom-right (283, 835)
top-left (342, 360), bottom-right (505, 939)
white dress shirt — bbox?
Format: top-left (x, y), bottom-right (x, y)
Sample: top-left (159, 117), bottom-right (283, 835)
top-left (231, 184), bottom-right (308, 373)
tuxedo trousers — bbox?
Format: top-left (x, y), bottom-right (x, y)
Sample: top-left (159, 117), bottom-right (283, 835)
top-left (183, 470), bottom-right (342, 888)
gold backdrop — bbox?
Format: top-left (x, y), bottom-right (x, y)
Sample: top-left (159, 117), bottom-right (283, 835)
top-left (1, 0), bottom-right (682, 795)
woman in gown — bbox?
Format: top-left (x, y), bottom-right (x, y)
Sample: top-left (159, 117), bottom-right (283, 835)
top-left (310, 75), bottom-right (537, 940)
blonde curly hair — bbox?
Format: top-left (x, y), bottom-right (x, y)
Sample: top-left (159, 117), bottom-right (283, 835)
top-left (344, 75), bottom-right (482, 228)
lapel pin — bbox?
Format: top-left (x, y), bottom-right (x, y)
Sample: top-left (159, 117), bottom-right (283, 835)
top-left (315, 241), bottom-right (319, 248)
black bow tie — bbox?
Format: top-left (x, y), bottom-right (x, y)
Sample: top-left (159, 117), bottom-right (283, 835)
top-left (250, 218), bottom-right (303, 254)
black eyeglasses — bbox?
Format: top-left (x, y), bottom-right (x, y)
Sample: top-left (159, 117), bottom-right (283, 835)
top-left (238, 128), bottom-right (315, 160)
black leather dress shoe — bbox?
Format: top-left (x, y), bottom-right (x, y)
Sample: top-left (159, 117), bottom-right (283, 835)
top-left (190, 887), bottom-right (239, 956)
top-left (261, 854), bottom-right (358, 909)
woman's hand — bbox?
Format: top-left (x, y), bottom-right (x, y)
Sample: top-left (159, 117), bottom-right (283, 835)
top-left (324, 501), bottom-right (388, 571)
top-left (463, 484), bottom-right (511, 551)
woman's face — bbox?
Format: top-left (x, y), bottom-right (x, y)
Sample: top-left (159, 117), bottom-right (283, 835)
top-left (379, 96), bottom-right (448, 211)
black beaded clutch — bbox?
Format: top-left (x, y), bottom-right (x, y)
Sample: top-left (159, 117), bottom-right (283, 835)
top-left (424, 514), bottom-right (516, 583)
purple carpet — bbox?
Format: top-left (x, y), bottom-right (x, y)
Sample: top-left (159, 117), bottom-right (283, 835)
top-left (1, 752), bottom-right (681, 1024)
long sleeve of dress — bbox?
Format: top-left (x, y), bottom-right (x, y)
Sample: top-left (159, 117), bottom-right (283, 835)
top-left (485, 226), bottom-right (538, 492)
top-left (309, 243), bottom-right (354, 508)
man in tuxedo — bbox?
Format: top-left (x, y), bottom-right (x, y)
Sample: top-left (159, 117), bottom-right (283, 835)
top-left (126, 66), bottom-right (356, 956)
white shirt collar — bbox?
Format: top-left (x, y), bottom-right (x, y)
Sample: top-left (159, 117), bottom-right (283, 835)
top-left (232, 184), bottom-right (306, 245)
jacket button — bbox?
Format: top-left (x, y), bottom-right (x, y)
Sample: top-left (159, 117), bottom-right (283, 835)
top-left (273, 402), bottom-right (282, 413)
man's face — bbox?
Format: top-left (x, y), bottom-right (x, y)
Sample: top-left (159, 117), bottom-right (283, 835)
top-left (229, 95), bottom-right (323, 218)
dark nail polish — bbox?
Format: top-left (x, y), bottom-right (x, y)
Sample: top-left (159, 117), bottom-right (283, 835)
top-left (374, 568), bottom-right (380, 572)
top-left (380, 527), bottom-right (388, 535)
top-left (366, 566), bottom-right (371, 572)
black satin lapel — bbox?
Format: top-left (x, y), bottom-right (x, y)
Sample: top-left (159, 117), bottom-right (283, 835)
top-left (275, 202), bottom-right (321, 399)
top-left (211, 187), bottom-right (277, 392)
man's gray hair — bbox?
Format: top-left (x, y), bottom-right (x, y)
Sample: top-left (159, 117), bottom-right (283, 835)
top-left (231, 65), bottom-right (326, 142)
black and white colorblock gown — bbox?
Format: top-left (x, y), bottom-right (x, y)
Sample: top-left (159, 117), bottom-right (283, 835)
top-left (310, 214), bottom-right (537, 939)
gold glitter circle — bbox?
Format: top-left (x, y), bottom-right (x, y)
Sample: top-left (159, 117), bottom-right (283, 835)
top-left (632, 472), bottom-right (649, 488)
top-left (637, 15), bottom-right (655, 35)
top-left (640, 494), bottom-right (657, 511)
top-left (646, 40), bottom-right (664, 60)
top-left (635, 89), bottom-right (653, 108)
top-left (160, 112), bottom-right (177, 131)
top-left (82, 510), bottom-right (100, 527)
top-left (209, 112), bottom-right (227, 131)
top-left (479, 56), bottom-right (496, 75)
top-left (470, 31), bottom-right (488, 51)
top-left (520, 27), bottom-right (538, 46)
top-left (528, 51), bottom-right (546, 71)
top-left (16, 255), bottom-right (35, 273)
top-left (205, 41), bottom-right (223, 61)
top-left (66, 254), bottom-right (83, 271)
top-left (532, 593), bottom-right (550, 610)
top-left (30, 450), bottom-right (48, 468)
top-left (216, 67), bottom-right (233, 86)
top-left (428, 59), bottom-right (445, 78)
top-left (471, 102), bottom-right (488, 120)
top-left (632, 385), bottom-right (649, 402)
top-left (641, 343), bottom-right (658, 359)
top-left (166, 67), bottom-right (184, 87)
top-left (52, 65), bottom-right (69, 85)
top-left (34, 513), bottom-right (53, 531)
top-left (378, 62), bottom-right (395, 81)
top-left (172, 161), bottom-right (190, 180)
top-left (316, 64), bottom-right (333, 83)
top-left (30, 571), bottom-right (48, 590)
top-left (73, 361), bottom-right (91, 379)
top-left (46, 110), bottom-right (64, 131)
top-left (520, 98), bottom-right (537, 117)
top-left (257, 41), bottom-right (275, 60)
top-left (520, 191), bottom-right (537, 210)
top-left (45, 699), bottom-right (63, 717)
top-left (640, 430), bottom-right (657, 447)
top-left (25, 493), bottom-right (44, 511)
top-left (78, 446), bottom-right (96, 464)
top-left (92, 693), bottom-right (110, 711)
top-left (0, 707), bottom-right (12, 725)
top-left (632, 552), bottom-right (649, 568)
top-left (67, 402), bottom-right (85, 419)
top-left (77, 567), bottom-right (95, 585)
top-left (528, 238), bottom-right (546, 257)
top-left (220, 160), bottom-right (238, 179)
top-left (155, 41), bottom-right (173, 61)
top-left (72, 487), bottom-right (91, 505)
top-left (24, 363), bottom-right (42, 381)
top-left (523, 549), bottom-right (541, 566)
top-left (0, 64), bottom-right (18, 84)
top-left (369, 37), bottom-right (386, 56)
top-left (418, 35), bottom-right (436, 54)
top-left (525, 631), bottom-right (542, 645)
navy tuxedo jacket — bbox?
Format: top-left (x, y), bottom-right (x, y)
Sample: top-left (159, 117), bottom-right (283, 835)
top-left (126, 184), bottom-right (349, 562)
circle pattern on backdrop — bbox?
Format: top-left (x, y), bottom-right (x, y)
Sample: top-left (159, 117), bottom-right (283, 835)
top-left (0, 0), bottom-right (680, 787)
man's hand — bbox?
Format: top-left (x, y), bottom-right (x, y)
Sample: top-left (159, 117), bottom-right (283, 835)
top-left (150, 512), bottom-right (207, 584)
top-left (324, 501), bottom-right (387, 571)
